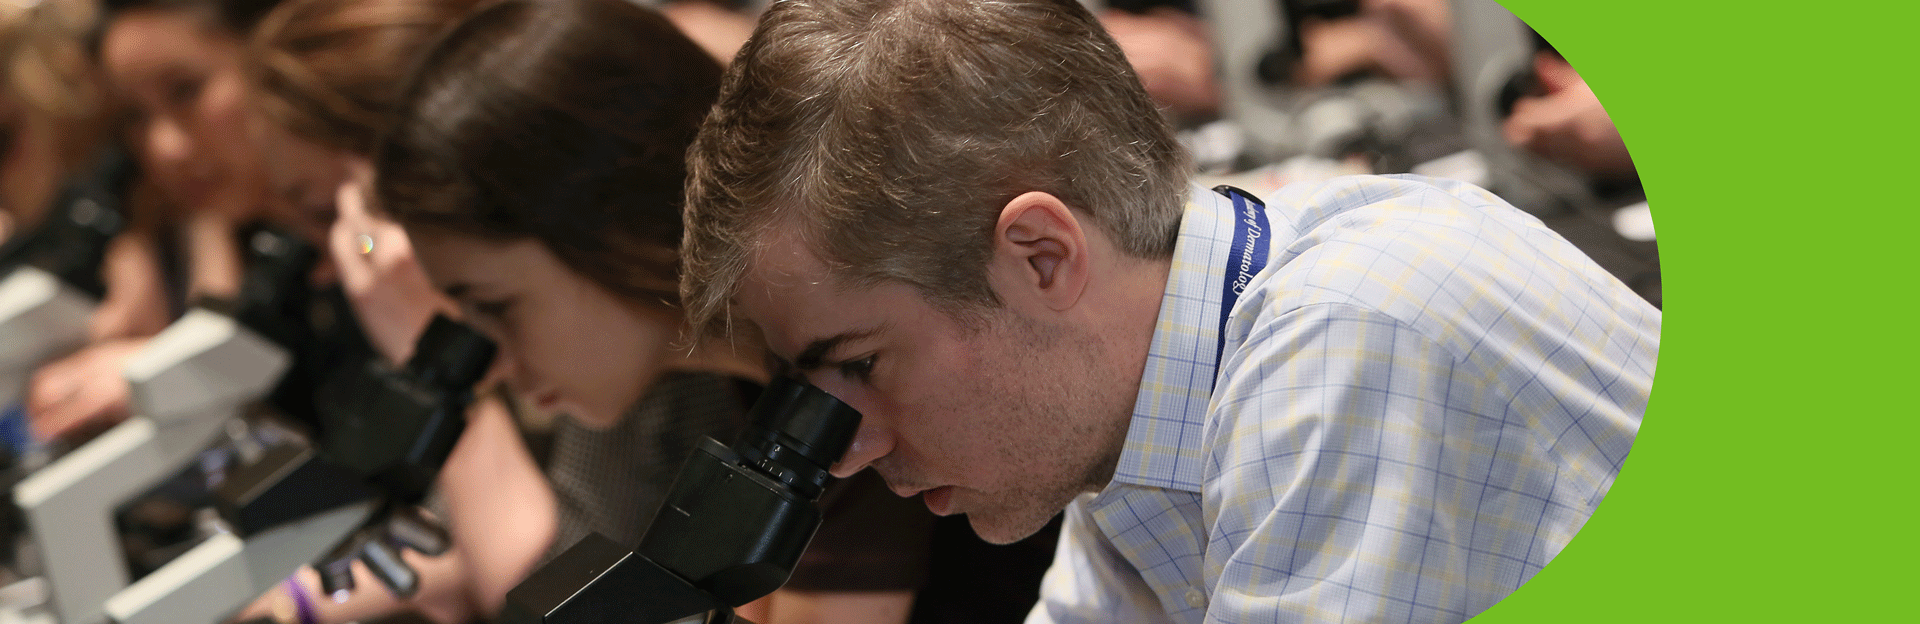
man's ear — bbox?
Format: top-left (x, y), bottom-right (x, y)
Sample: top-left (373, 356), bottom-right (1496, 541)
top-left (989, 192), bottom-right (1089, 312)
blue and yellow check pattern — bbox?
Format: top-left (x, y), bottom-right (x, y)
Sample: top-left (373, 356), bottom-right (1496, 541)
top-left (1029, 175), bottom-right (1660, 624)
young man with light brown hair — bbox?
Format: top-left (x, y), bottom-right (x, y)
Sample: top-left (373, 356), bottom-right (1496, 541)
top-left (682, 1), bottom-right (1660, 622)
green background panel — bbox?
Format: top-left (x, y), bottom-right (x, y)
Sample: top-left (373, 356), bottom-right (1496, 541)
top-left (1472, 1), bottom-right (1916, 621)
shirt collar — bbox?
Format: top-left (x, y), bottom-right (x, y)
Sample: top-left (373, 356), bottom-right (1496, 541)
top-left (1108, 184), bottom-right (1243, 493)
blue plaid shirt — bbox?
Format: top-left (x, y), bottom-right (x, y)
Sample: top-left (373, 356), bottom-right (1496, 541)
top-left (1028, 175), bottom-right (1660, 624)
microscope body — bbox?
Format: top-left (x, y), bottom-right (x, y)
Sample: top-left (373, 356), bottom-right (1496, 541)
top-left (313, 315), bottom-right (496, 505)
top-left (503, 378), bottom-right (860, 624)
top-left (0, 267), bottom-right (97, 412)
top-left (98, 416), bottom-right (380, 624)
top-left (638, 439), bottom-right (823, 606)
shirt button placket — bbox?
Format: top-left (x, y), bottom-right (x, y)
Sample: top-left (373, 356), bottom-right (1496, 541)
top-left (1184, 588), bottom-right (1207, 609)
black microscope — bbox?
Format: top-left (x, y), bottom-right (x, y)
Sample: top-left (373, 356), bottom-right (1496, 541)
top-left (500, 376), bottom-right (861, 624)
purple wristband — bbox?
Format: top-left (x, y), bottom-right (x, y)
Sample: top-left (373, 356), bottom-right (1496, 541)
top-left (284, 578), bottom-right (319, 624)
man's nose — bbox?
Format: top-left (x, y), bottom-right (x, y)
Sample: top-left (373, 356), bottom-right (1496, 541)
top-left (829, 420), bottom-right (893, 478)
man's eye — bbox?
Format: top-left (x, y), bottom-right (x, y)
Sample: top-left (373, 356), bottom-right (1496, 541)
top-left (838, 355), bottom-right (877, 382)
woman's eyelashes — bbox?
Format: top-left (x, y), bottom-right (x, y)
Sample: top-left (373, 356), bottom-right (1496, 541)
top-left (162, 75), bottom-right (204, 109)
top-left (304, 200), bottom-right (339, 229)
top-left (467, 296), bottom-right (515, 323)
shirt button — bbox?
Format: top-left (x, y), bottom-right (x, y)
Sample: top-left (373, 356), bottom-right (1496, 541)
top-left (1185, 588), bottom-right (1207, 609)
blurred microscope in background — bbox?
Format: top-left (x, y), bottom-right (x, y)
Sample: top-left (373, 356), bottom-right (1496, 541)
top-left (1100, 0), bottom-right (1659, 306)
top-left (0, 149), bottom-right (134, 470)
top-left (0, 208), bottom-right (497, 623)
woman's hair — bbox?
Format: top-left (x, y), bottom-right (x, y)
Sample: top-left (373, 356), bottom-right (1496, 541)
top-left (375, 0), bottom-right (722, 308)
top-left (245, 0), bottom-right (489, 156)
top-left (2, 0), bottom-right (114, 212)
top-left (4, 0), bottom-right (106, 125)
top-left (89, 0), bottom-right (283, 52)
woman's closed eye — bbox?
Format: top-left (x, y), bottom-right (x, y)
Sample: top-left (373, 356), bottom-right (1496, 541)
top-left (467, 297), bottom-right (515, 322)
top-left (162, 76), bottom-right (204, 108)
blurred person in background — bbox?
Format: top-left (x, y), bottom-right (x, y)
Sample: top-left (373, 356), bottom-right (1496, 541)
top-left (1097, 3), bottom-right (1221, 125)
top-left (1, 0), bottom-right (112, 234)
top-left (0, 0), bottom-right (174, 350)
top-left (1289, 0), bottom-right (1632, 176)
top-left (1501, 47), bottom-right (1634, 180)
top-left (25, 0), bottom-right (291, 441)
top-left (1098, 0), bottom-right (1631, 178)
top-left (1291, 0), bottom-right (1451, 88)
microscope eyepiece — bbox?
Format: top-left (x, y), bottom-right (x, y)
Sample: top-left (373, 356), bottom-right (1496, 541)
top-left (405, 315), bottom-right (498, 390)
top-left (733, 377), bottom-right (861, 499)
top-left (229, 226), bottom-right (320, 352)
top-left (315, 314), bottom-right (495, 504)
top-left (506, 379), bottom-right (862, 623)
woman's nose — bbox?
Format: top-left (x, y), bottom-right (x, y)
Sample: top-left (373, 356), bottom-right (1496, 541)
top-left (144, 118), bottom-right (192, 167)
top-left (478, 347), bottom-right (519, 390)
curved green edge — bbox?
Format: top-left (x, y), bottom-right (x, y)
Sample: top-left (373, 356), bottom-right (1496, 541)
top-left (1472, 1), bottom-right (1916, 622)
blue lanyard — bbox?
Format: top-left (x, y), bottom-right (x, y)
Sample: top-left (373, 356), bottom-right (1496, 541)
top-left (1212, 185), bottom-right (1269, 391)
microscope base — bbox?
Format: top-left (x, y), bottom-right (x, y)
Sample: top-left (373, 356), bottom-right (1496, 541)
top-left (103, 500), bottom-right (376, 624)
top-left (13, 414), bottom-right (229, 624)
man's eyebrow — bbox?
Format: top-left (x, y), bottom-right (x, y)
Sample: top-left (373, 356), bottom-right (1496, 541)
top-left (442, 282), bottom-right (469, 299)
top-left (791, 326), bottom-right (884, 371)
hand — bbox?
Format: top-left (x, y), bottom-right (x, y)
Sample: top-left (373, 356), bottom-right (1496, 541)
top-left (181, 209), bottom-right (247, 301)
top-left (27, 337), bottom-right (147, 441)
top-left (1293, 0), bottom-right (1452, 87)
top-left (1503, 52), bottom-right (1636, 179)
top-left (659, 0), bottom-right (757, 66)
top-left (1101, 8), bottom-right (1221, 120)
top-left (327, 173), bottom-right (454, 365)
top-left (89, 228), bottom-right (173, 341)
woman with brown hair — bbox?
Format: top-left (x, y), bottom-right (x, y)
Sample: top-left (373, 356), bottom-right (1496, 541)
top-left (0, 0), bottom-right (171, 347)
top-left (230, 0), bottom-right (557, 621)
top-left (374, 0), bottom-right (932, 621)
top-left (0, 0), bottom-right (113, 233)
top-left (243, 0), bottom-right (484, 365)
top-left (22, 0), bottom-right (285, 440)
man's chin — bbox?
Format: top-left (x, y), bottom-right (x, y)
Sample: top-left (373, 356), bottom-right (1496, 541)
top-left (964, 509), bottom-right (1053, 545)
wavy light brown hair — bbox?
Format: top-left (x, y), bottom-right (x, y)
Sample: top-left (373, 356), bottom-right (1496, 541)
top-left (374, 0), bottom-right (722, 308)
top-left (680, 0), bottom-right (1190, 336)
top-left (244, 0), bottom-right (489, 156)
top-left (2, 0), bottom-right (114, 223)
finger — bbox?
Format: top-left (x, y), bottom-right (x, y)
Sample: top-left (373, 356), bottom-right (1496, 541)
top-left (1533, 51), bottom-right (1582, 94)
top-left (336, 178), bottom-right (372, 224)
top-left (25, 361), bottom-right (80, 417)
top-left (1297, 19), bottom-right (1384, 87)
top-left (32, 398), bottom-right (94, 441)
top-left (1503, 98), bottom-right (1545, 148)
top-left (329, 215), bottom-right (377, 291)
